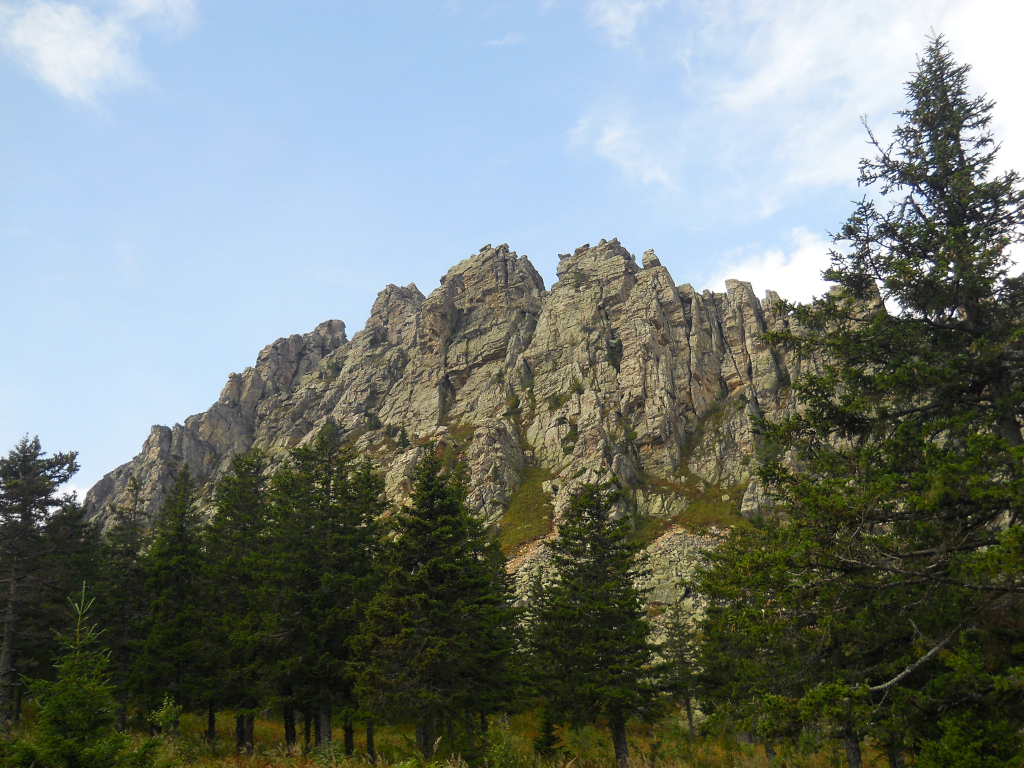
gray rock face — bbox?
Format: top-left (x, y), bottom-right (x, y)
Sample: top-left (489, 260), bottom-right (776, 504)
top-left (86, 240), bottom-right (799, 602)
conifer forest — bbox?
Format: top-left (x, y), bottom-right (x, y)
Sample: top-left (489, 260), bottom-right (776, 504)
top-left (2, 37), bottom-right (1023, 768)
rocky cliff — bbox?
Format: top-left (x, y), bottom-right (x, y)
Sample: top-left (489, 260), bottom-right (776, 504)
top-left (86, 239), bottom-right (802, 612)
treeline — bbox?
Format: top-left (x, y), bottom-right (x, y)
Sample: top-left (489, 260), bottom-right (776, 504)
top-left (0, 427), bottom-right (667, 768)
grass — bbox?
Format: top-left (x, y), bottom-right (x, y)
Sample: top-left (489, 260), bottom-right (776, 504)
top-left (498, 466), bottom-right (555, 555)
top-left (635, 475), bottom-right (752, 536)
top-left (5, 706), bottom-right (892, 768)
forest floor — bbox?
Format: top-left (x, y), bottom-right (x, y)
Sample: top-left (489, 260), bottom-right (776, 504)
top-left (84, 709), bottom-right (891, 768)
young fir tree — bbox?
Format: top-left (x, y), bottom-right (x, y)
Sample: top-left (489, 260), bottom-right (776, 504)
top-left (0, 436), bottom-right (79, 727)
top-left (11, 587), bottom-right (155, 768)
top-left (354, 450), bottom-right (519, 761)
top-left (134, 465), bottom-right (213, 722)
top-left (699, 36), bottom-right (1024, 768)
top-left (528, 484), bottom-right (658, 768)
top-left (261, 422), bottom-right (384, 750)
top-left (206, 451), bottom-right (272, 753)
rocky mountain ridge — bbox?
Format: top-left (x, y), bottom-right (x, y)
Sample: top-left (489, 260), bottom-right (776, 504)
top-left (86, 239), bottom-right (802, 611)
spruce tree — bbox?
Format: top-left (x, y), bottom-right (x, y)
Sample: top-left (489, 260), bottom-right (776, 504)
top-left (14, 587), bottom-right (155, 768)
top-left (354, 450), bottom-right (519, 760)
top-left (0, 436), bottom-right (79, 726)
top-left (206, 451), bottom-right (272, 752)
top-left (699, 36), bottom-right (1024, 768)
top-left (134, 465), bottom-right (212, 721)
top-left (96, 477), bottom-right (149, 732)
top-left (528, 484), bottom-right (657, 768)
top-left (262, 422), bottom-right (384, 749)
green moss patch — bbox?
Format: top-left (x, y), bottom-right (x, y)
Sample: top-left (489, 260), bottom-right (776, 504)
top-left (499, 466), bottom-right (555, 555)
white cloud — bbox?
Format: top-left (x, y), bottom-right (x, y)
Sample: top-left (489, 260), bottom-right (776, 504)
top-left (570, 111), bottom-right (677, 187)
top-left (0, 0), bottom-right (195, 101)
top-left (586, 0), bottom-right (664, 48)
top-left (485, 32), bottom-right (523, 46)
top-left (1, 2), bottom-right (140, 101)
top-left (701, 227), bottom-right (833, 304)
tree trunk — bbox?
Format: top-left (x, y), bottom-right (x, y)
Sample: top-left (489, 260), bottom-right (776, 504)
top-left (844, 732), bottom-right (863, 768)
top-left (418, 715), bottom-right (437, 760)
top-left (283, 703), bottom-right (297, 751)
top-left (764, 741), bottom-right (777, 762)
top-left (303, 708), bottom-right (312, 752)
top-left (610, 718), bottom-right (629, 768)
top-left (0, 558), bottom-right (20, 726)
top-left (10, 676), bottom-right (21, 726)
top-left (684, 696), bottom-right (694, 736)
top-left (244, 714), bottom-right (255, 754)
top-left (886, 743), bottom-right (905, 768)
top-left (317, 687), bottom-right (332, 747)
top-left (366, 719), bottom-right (376, 763)
top-left (343, 712), bottom-right (354, 756)
top-left (236, 714), bottom-right (246, 754)
top-left (206, 704), bottom-right (216, 743)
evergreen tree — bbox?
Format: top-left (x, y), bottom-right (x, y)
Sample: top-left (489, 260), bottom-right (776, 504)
top-left (528, 484), bottom-right (658, 768)
top-left (134, 465), bottom-right (212, 720)
top-left (95, 477), bottom-right (149, 732)
top-left (262, 422), bottom-right (384, 749)
top-left (354, 450), bottom-right (519, 760)
top-left (206, 451), bottom-right (272, 753)
top-left (11, 587), bottom-right (155, 768)
top-left (699, 36), bottom-right (1024, 768)
top-left (0, 436), bottom-right (79, 726)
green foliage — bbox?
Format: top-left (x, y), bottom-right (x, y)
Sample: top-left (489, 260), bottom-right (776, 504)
top-left (134, 465), bottom-right (212, 714)
top-left (354, 451), bottom-right (520, 756)
top-left (700, 36), bottom-right (1024, 761)
top-left (0, 435), bottom-right (83, 721)
top-left (16, 587), bottom-right (156, 768)
top-left (205, 451), bottom-right (273, 726)
top-left (261, 421), bottom-right (385, 738)
top-left (498, 466), bottom-right (554, 555)
top-left (528, 484), bottom-right (660, 766)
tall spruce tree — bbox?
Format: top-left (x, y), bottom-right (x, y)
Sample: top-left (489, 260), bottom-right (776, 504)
top-left (96, 477), bottom-right (150, 732)
top-left (699, 36), bottom-right (1024, 768)
top-left (262, 422), bottom-right (384, 750)
top-left (206, 451), bottom-right (272, 753)
top-left (135, 465), bottom-right (212, 721)
top-left (354, 451), bottom-right (518, 760)
top-left (0, 436), bottom-right (79, 727)
top-left (528, 484), bottom-right (658, 768)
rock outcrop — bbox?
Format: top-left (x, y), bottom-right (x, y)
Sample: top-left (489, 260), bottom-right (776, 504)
top-left (86, 240), bottom-right (799, 615)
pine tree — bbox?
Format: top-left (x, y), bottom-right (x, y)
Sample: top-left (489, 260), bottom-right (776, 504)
top-left (354, 450), bottom-right (519, 760)
top-left (0, 436), bottom-right (79, 726)
top-left (528, 484), bottom-right (658, 768)
top-left (700, 36), bottom-right (1024, 768)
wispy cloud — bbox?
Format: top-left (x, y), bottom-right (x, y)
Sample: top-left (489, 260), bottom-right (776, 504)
top-left (573, 0), bottom-right (1016, 217)
top-left (570, 110), bottom-right (677, 188)
top-left (701, 227), bottom-right (833, 304)
top-left (485, 31), bottom-right (522, 46)
top-left (586, 0), bottom-right (664, 48)
top-left (0, 0), bottom-right (195, 101)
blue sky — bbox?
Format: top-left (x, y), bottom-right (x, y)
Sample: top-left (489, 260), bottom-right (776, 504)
top-left (2, 0), bottom-right (1021, 493)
